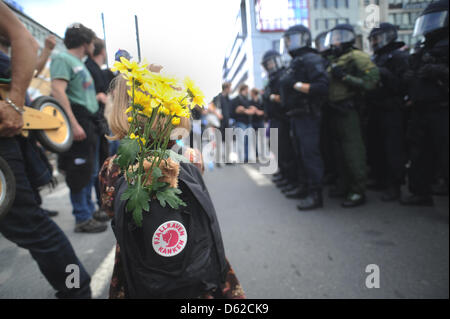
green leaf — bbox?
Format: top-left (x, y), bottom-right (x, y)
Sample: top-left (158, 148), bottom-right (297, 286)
top-left (165, 150), bottom-right (190, 164)
top-left (116, 138), bottom-right (140, 169)
top-left (156, 188), bottom-right (187, 210)
top-left (152, 167), bottom-right (163, 179)
top-left (120, 183), bottom-right (150, 227)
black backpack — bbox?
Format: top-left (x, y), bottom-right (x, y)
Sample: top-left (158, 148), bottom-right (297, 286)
top-left (112, 162), bottom-right (229, 299)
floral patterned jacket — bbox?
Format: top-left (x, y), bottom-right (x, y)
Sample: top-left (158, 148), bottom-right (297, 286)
top-left (99, 153), bottom-right (246, 299)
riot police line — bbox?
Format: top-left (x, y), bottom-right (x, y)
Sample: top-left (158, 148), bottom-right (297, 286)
top-left (260, 0), bottom-right (449, 211)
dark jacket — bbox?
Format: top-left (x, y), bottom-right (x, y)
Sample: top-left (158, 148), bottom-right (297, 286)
top-left (58, 104), bottom-right (100, 193)
top-left (408, 38), bottom-right (449, 107)
top-left (280, 49), bottom-right (329, 114)
top-left (367, 42), bottom-right (410, 110)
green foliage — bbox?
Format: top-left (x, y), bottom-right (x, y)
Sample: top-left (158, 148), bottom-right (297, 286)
top-left (156, 188), bottom-right (187, 209)
top-left (115, 138), bottom-right (140, 169)
top-left (120, 183), bottom-right (150, 227)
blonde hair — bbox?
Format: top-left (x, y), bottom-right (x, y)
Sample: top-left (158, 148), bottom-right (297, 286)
top-left (107, 76), bottom-right (191, 141)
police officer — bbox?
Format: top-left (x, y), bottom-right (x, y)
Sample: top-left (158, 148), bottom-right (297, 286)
top-left (324, 24), bottom-right (379, 208)
top-left (315, 31), bottom-right (337, 187)
top-left (366, 23), bottom-right (409, 202)
top-left (261, 50), bottom-right (299, 193)
top-left (402, 0), bottom-right (449, 206)
top-left (279, 25), bottom-right (329, 211)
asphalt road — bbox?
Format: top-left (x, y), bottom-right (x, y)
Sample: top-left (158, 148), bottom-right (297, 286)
top-left (0, 164), bottom-right (448, 299)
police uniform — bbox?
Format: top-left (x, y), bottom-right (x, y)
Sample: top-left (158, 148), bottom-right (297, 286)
top-left (366, 23), bottom-right (409, 201)
top-left (402, 0), bottom-right (449, 206)
top-left (325, 24), bottom-right (380, 207)
top-left (261, 51), bottom-right (299, 191)
top-left (279, 25), bottom-right (329, 210)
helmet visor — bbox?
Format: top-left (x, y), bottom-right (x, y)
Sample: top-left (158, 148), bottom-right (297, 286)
top-left (283, 32), bottom-right (311, 52)
top-left (315, 33), bottom-right (330, 52)
top-left (324, 29), bottom-right (355, 48)
top-left (413, 11), bottom-right (448, 37)
top-left (369, 31), bottom-right (395, 52)
top-left (262, 55), bottom-right (283, 74)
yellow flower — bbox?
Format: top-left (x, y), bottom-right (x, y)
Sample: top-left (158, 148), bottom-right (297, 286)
top-left (130, 133), bottom-right (138, 139)
top-left (171, 117), bottom-right (181, 126)
top-left (132, 90), bottom-right (151, 109)
top-left (149, 73), bottom-right (178, 88)
top-left (184, 77), bottom-right (205, 108)
top-left (125, 106), bottom-right (133, 114)
top-left (127, 117), bottom-right (133, 123)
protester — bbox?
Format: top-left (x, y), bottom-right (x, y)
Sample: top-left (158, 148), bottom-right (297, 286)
top-left (85, 37), bottom-right (111, 222)
top-left (99, 73), bottom-right (246, 299)
top-left (50, 23), bottom-right (107, 233)
top-left (231, 84), bottom-right (257, 162)
top-left (250, 88), bottom-right (265, 131)
top-left (0, 1), bottom-right (91, 298)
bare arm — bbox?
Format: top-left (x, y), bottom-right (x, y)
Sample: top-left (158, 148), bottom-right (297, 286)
top-left (51, 79), bottom-right (86, 141)
top-left (35, 35), bottom-right (56, 77)
top-left (0, 1), bottom-right (38, 136)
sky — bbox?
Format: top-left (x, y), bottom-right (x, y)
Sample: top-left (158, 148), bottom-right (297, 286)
top-left (15, 0), bottom-right (241, 102)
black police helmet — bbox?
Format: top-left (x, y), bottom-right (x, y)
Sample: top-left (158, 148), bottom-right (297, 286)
top-left (324, 24), bottom-right (356, 56)
top-left (368, 23), bottom-right (398, 53)
top-left (413, 0), bottom-right (449, 38)
top-left (282, 24), bottom-right (312, 55)
top-left (261, 50), bottom-right (283, 75)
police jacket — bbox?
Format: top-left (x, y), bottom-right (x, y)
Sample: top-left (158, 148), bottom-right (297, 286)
top-left (279, 48), bottom-right (329, 114)
top-left (408, 38), bottom-right (449, 107)
top-left (263, 69), bottom-right (287, 121)
top-left (367, 42), bottom-right (409, 110)
top-left (112, 162), bottom-right (229, 298)
top-left (328, 48), bottom-right (379, 103)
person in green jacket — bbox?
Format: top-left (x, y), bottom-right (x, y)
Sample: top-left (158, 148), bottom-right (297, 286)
top-left (323, 24), bottom-right (380, 208)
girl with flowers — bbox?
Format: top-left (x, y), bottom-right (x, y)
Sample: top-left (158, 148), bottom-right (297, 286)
top-left (99, 58), bottom-right (245, 299)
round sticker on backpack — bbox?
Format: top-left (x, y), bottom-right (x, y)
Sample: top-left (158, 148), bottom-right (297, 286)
top-left (152, 221), bottom-right (188, 257)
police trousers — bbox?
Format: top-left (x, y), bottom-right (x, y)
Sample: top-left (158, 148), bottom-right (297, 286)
top-left (329, 105), bottom-right (367, 195)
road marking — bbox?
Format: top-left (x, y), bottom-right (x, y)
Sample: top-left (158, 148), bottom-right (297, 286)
top-left (242, 165), bottom-right (272, 186)
top-left (90, 245), bottom-right (116, 299)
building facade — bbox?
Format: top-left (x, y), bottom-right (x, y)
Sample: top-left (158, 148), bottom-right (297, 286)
top-left (222, 0), bottom-right (312, 93)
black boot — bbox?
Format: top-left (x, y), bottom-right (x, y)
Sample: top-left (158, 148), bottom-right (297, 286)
top-left (281, 183), bottom-right (298, 194)
top-left (297, 191), bottom-right (323, 211)
top-left (285, 185), bottom-right (308, 199)
top-left (272, 174), bottom-right (285, 183)
top-left (275, 179), bottom-right (290, 188)
top-left (342, 193), bottom-right (366, 208)
top-left (400, 194), bottom-right (434, 207)
top-left (381, 186), bottom-right (401, 202)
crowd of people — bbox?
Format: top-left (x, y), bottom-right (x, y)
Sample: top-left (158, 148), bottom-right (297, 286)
top-left (0, 0), bottom-right (448, 300)
top-left (208, 0), bottom-right (449, 211)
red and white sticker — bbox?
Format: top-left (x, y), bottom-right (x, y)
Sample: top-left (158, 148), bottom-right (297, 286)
top-left (152, 221), bottom-right (188, 257)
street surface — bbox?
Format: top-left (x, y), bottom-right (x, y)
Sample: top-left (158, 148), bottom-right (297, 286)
top-left (0, 164), bottom-right (448, 299)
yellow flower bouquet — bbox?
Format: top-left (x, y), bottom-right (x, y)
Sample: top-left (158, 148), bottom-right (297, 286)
top-left (112, 58), bottom-right (205, 226)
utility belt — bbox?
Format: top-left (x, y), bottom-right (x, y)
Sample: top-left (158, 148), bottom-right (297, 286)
top-left (286, 99), bottom-right (321, 117)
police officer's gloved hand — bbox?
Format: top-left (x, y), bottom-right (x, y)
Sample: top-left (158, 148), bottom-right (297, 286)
top-left (418, 64), bottom-right (440, 79)
top-left (331, 65), bottom-right (347, 80)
